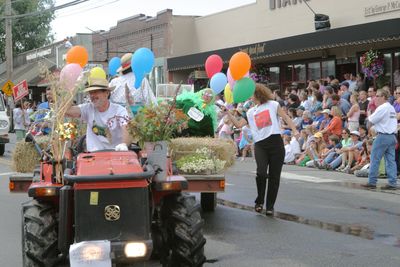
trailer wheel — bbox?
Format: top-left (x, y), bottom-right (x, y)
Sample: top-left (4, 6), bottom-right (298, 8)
top-left (0, 144), bottom-right (5, 156)
top-left (160, 193), bottom-right (206, 267)
top-left (200, 192), bottom-right (217, 212)
top-left (22, 200), bottom-right (61, 267)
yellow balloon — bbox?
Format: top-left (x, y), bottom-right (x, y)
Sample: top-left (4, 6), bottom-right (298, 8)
top-left (90, 67), bottom-right (106, 80)
top-left (224, 84), bottom-right (233, 104)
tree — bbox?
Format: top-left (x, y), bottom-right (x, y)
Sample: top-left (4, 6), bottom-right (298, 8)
top-left (0, 0), bottom-right (55, 61)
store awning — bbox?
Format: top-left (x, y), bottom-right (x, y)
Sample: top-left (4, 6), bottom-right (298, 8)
top-left (167, 18), bottom-right (400, 71)
top-left (0, 57), bottom-right (56, 87)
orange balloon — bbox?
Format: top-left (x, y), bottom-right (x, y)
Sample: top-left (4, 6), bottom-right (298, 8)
top-left (66, 46), bottom-right (88, 68)
top-left (229, 52), bottom-right (251, 81)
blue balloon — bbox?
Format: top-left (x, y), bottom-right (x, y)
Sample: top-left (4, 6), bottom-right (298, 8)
top-left (132, 48), bottom-right (155, 89)
top-left (108, 57), bottom-right (121, 76)
top-left (210, 72), bottom-right (228, 94)
top-left (134, 73), bottom-right (145, 89)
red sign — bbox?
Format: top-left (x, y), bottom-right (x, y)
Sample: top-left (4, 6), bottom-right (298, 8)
top-left (12, 80), bottom-right (29, 102)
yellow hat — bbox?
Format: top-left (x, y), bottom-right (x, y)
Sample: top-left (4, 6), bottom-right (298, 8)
top-left (314, 132), bottom-right (323, 138)
top-left (83, 78), bottom-right (115, 92)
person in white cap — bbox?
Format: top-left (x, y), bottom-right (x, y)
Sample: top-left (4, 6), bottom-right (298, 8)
top-left (65, 78), bottom-right (130, 152)
top-left (109, 53), bottom-right (156, 115)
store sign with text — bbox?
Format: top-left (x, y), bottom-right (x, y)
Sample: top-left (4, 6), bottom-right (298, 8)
top-left (364, 1), bottom-right (400, 16)
top-left (239, 43), bottom-right (266, 57)
top-left (269, 0), bottom-right (310, 10)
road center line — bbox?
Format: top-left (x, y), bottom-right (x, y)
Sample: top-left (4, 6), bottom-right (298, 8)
top-left (281, 172), bottom-right (337, 183)
top-left (251, 171), bottom-right (337, 183)
top-left (0, 171), bottom-right (16, 176)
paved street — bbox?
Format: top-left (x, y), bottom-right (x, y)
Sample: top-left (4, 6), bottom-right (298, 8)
top-left (0, 134), bottom-right (399, 266)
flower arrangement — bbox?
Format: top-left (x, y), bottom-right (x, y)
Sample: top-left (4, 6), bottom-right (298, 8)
top-left (127, 100), bottom-right (189, 145)
top-left (56, 122), bottom-right (78, 141)
top-left (176, 147), bottom-right (226, 174)
top-left (360, 50), bottom-right (384, 78)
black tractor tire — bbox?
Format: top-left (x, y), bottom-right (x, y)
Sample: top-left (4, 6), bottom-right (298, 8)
top-left (160, 193), bottom-right (206, 267)
top-left (22, 200), bottom-right (61, 267)
top-left (200, 192), bottom-right (217, 212)
top-left (0, 144), bottom-right (5, 156)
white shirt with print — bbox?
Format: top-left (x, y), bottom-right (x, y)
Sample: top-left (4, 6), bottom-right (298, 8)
top-left (79, 102), bottom-right (129, 152)
top-left (247, 100), bottom-right (281, 143)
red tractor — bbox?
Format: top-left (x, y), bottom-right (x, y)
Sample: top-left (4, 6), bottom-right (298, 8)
top-left (13, 135), bottom-right (206, 266)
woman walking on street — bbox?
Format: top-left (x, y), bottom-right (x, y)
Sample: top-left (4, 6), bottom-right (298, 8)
top-left (225, 83), bottom-right (298, 216)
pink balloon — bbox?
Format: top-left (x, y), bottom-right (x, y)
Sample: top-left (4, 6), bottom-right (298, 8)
top-left (205, 54), bottom-right (223, 78)
top-left (227, 69), bottom-right (249, 91)
top-left (60, 63), bottom-right (83, 91)
top-left (227, 68), bottom-right (236, 90)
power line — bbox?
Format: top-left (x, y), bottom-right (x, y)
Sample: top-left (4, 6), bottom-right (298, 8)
top-left (55, 0), bottom-right (120, 18)
top-left (0, 0), bottom-right (89, 19)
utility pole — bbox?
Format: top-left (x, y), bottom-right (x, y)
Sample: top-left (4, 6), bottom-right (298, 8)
top-left (5, 0), bottom-right (13, 81)
top-left (5, 0), bottom-right (14, 132)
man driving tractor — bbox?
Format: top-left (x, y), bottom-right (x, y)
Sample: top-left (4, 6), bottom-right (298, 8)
top-left (65, 77), bottom-right (131, 152)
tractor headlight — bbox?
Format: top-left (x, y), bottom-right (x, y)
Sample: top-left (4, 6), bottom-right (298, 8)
top-left (124, 242), bottom-right (147, 258)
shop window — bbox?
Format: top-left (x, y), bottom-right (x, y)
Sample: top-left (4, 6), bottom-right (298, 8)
top-left (321, 60), bottom-right (335, 79)
top-left (282, 64), bottom-right (293, 90)
top-left (294, 64), bottom-right (306, 88)
top-left (307, 62), bottom-right (320, 80)
top-left (394, 52), bottom-right (400, 88)
top-left (380, 53), bottom-right (392, 88)
top-left (268, 67), bottom-right (280, 88)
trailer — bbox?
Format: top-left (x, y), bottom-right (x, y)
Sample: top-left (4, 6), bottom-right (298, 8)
top-left (184, 173), bottom-right (225, 212)
top-left (10, 172), bottom-right (225, 213)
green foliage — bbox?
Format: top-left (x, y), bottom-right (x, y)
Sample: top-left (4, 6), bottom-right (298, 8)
top-left (127, 100), bottom-right (189, 145)
top-left (0, 0), bottom-right (55, 61)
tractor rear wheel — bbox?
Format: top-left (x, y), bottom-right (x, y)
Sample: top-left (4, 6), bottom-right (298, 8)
top-left (22, 200), bottom-right (61, 267)
top-left (160, 193), bottom-right (206, 267)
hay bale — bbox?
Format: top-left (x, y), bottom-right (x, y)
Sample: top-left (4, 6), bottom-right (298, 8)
top-left (12, 136), bottom-right (50, 173)
top-left (169, 137), bottom-right (236, 168)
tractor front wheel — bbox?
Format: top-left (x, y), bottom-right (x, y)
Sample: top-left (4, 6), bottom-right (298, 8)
top-left (21, 200), bottom-right (61, 267)
top-left (160, 193), bottom-right (206, 267)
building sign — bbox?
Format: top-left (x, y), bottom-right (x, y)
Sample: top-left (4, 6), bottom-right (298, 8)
top-left (26, 48), bottom-right (52, 61)
top-left (365, 1), bottom-right (400, 16)
top-left (239, 43), bottom-right (266, 57)
top-left (269, 0), bottom-right (310, 10)
top-left (12, 80), bottom-right (29, 102)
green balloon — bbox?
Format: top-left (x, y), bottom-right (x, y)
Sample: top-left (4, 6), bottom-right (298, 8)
top-left (233, 77), bottom-right (256, 103)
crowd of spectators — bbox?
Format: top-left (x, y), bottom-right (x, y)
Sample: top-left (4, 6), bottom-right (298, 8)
top-left (217, 73), bottom-right (400, 181)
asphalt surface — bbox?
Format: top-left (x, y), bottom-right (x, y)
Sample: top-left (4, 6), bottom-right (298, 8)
top-left (1, 134), bottom-right (400, 266)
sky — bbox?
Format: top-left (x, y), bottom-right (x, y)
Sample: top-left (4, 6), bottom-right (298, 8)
top-left (51, 0), bottom-right (256, 41)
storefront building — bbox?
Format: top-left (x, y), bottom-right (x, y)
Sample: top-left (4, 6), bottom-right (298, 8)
top-left (90, 9), bottom-right (198, 89)
top-left (167, 0), bottom-right (400, 91)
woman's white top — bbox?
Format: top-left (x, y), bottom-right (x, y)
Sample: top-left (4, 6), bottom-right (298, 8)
top-left (247, 100), bottom-right (281, 143)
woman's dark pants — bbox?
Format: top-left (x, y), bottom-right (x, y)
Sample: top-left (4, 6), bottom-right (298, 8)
top-left (254, 134), bottom-right (285, 210)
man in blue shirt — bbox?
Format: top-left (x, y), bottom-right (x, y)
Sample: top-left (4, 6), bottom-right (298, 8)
top-left (34, 87), bottom-right (53, 135)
